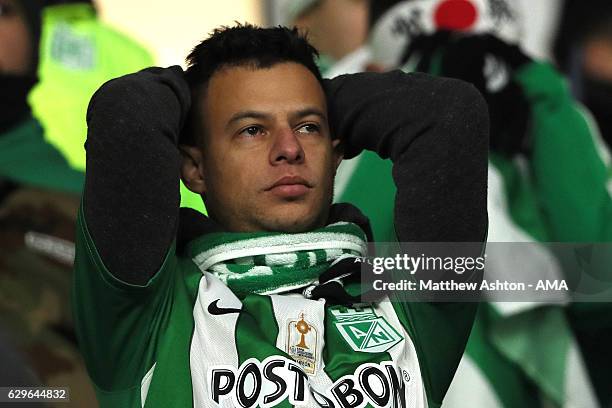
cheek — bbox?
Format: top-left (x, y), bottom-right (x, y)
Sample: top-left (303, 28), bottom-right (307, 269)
top-left (309, 145), bottom-right (337, 188)
top-left (204, 152), bottom-right (260, 198)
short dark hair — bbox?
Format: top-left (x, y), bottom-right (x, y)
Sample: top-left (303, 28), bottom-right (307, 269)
top-left (182, 24), bottom-right (323, 145)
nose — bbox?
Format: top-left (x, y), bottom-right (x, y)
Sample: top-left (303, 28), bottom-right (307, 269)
top-left (270, 127), bottom-right (305, 165)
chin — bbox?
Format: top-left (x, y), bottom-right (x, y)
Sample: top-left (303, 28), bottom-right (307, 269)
top-left (262, 206), bottom-right (326, 233)
top-left (265, 218), bottom-right (318, 233)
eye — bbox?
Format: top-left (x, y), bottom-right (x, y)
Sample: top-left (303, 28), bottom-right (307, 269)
top-left (240, 125), bottom-right (265, 138)
top-left (296, 123), bottom-right (320, 134)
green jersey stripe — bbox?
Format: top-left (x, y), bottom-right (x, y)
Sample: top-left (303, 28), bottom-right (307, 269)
top-left (323, 304), bottom-right (392, 383)
top-left (236, 295), bottom-right (284, 363)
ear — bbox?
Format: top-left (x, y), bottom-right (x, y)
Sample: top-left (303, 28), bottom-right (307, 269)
top-left (179, 145), bottom-right (207, 194)
top-left (332, 138), bottom-right (344, 171)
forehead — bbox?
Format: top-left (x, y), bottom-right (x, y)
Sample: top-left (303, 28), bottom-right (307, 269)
top-left (202, 62), bottom-right (327, 122)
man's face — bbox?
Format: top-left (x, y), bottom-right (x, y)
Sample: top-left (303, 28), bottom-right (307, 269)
top-left (187, 62), bottom-right (342, 233)
top-left (0, 0), bottom-right (31, 74)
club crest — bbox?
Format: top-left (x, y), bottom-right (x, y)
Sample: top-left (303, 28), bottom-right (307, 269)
top-left (332, 305), bottom-right (403, 353)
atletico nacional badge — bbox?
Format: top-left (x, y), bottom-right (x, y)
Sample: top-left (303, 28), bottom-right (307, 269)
top-left (332, 305), bottom-right (403, 353)
top-left (286, 313), bottom-right (318, 375)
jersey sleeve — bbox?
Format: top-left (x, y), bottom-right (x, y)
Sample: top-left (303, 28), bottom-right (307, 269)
top-left (83, 66), bottom-right (190, 285)
top-left (72, 202), bottom-right (178, 393)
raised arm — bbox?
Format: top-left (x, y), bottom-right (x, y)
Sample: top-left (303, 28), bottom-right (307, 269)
top-left (83, 66), bottom-right (191, 284)
top-left (325, 71), bottom-right (488, 407)
top-left (325, 70), bottom-right (489, 242)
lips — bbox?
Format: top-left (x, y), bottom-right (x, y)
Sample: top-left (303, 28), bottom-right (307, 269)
top-left (266, 175), bottom-right (312, 198)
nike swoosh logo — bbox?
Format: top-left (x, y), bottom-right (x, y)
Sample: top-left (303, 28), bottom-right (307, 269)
top-left (208, 299), bottom-right (241, 315)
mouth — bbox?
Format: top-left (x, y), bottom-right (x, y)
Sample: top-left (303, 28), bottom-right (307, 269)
top-left (266, 175), bottom-right (312, 199)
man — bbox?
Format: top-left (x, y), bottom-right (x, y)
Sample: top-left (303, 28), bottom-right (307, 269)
top-left (74, 24), bottom-right (488, 407)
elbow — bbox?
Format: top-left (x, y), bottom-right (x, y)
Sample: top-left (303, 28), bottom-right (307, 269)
top-left (393, 72), bottom-right (489, 154)
top-left (86, 75), bottom-right (149, 125)
top-left (84, 75), bottom-right (161, 160)
top-left (86, 68), bottom-right (189, 142)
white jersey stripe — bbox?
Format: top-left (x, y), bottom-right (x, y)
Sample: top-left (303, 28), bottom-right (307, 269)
top-left (140, 362), bottom-right (156, 408)
top-left (377, 299), bottom-right (428, 408)
top-left (190, 273), bottom-right (242, 408)
top-left (270, 294), bottom-right (335, 407)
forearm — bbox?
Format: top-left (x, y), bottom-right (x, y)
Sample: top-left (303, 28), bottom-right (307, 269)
top-left (84, 66), bottom-right (191, 284)
top-left (325, 70), bottom-right (489, 242)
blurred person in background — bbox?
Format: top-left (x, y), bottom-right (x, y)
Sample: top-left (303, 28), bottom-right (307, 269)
top-left (279, 0), bottom-right (370, 76)
top-left (0, 0), bottom-right (47, 391)
top-left (28, 0), bottom-right (204, 213)
top-left (555, 0), bottom-right (612, 151)
top-left (0, 0), bottom-right (95, 405)
top-left (1, 1), bottom-right (190, 404)
top-left (29, 0), bottom-right (154, 171)
top-left (553, 0), bottom-right (612, 404)
top-left (350, 0), bottom-right (612, 406)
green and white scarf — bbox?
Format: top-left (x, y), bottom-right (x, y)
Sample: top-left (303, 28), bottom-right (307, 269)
top-left (187, 222), bottom-right (367, 298)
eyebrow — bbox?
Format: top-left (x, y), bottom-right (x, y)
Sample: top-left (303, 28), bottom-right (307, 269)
top-left (226, 111), bottom-right (272, 128)
top-left (225, 107), bottom-right (328, 131)
top-left (290, 108), bottom-right (327, 123)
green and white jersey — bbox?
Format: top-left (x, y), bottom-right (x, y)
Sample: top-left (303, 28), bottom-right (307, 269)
top-left (73, 207), bottom-right (471, 408)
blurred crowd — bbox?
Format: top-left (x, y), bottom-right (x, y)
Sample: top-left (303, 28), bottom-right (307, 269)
top-left (1, 0), bottom-right (611, 407)
top-left (1, 0), bottom-right (152, 406)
